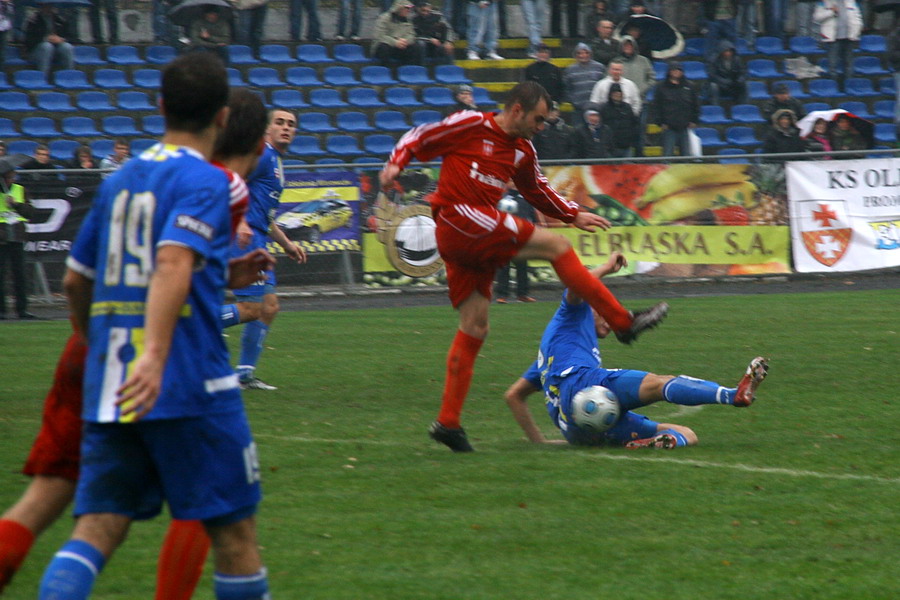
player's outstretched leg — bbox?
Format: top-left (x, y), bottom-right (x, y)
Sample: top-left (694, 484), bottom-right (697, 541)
top-left (428, 421), bottom-right (474, 453)
top-left (614, 302), bottom-right (670, 345)
top-left (734, 356), bottom-right (769, 407)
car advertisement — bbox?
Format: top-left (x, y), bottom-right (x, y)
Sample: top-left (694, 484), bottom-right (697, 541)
top-left (276, 171), bottom-right (362, 253)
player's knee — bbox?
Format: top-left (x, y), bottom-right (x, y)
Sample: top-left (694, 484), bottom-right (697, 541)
top-left (260, 298), bottom-right (279, 322)
top-left (205, 517), bottom-right (261, 574)
top-left (639, 374), bottom-right (674, 403)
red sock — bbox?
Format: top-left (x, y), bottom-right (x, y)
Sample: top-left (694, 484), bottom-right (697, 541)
top-left (437, 330), bottom-right (484, 429)
top-left (154, 520), bottom-right (211, 600)
top-left (0, 519), bottom-right (35, 593)
top-left (551, 248), bottom-right (632, 331)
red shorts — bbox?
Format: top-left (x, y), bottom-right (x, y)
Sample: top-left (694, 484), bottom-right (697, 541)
top-left (23, 333), bottom-right (87, 481)
top-left (433, 203), bottom-right (536, 308)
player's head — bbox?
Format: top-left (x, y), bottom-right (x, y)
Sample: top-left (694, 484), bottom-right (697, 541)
top-left (160, 53), bottom-right (229, 135)
top-left (214, 88), bottom-right (269, 173)
top-left (592, 310), bottom-right (612, 339)
top-left (503, 81), bottom-right (551, 140)
top-left (266, 109), bottom-right (297, 153)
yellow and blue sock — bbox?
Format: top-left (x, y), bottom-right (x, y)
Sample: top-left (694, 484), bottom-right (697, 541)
top-left (221, 304), bottom-right (241, 328)
top-left (39, 539), bottom-right (105, 600)
top-left (663, 376), bottom-right (736, 406)
top-left (213, 567), bottom-right (270, 600)
top-left (237, 321), bottom-right (268, 382)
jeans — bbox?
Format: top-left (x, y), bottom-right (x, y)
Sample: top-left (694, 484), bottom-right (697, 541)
top-left (520, 0), bottom-right (545, 52)
top-left (153, 0), bottom-right (174, 44)
top-left (30, 41), bottom-right (73, 75)
top-left (89, 0), bottom-right (118, 43)
top-left (795, 2), bottom-right (816, 37)
top-left (736, 0), bottom-right (757, 48)
top-left (290, 0), bottom-right (322, 41)
top-left (443, 0), bottom-right (467, 40)
top-left (661, 128), bottom-right (690, 158)
top-left (239, 4), bottom-right (269, 51)
top-left (549, 0), bottom-right (578, 37)
top-left (704, 18), bottom-right (737, 64)
top-left (708, 81), bottom-right (748, 106)
top-left (826, 39), bottom-right (854, 84)
top-left (336, 0), bottom-right (361, 37)
top-left (467, 2), bottom-right (498, 53)
top-left (765, 0), bottom-right (787, 39)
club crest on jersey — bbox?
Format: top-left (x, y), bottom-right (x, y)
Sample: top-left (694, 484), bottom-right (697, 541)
top-left (799, 200), bottom-right (852, 267)
top-left (482, 140), bottom-right (494, 156)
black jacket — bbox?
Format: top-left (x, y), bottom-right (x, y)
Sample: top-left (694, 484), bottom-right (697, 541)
top-left (524, 61), bottom-right (565, 104)
top-left (573, 122), bottom-right (613, 158)
top-left (600, 99), bottom-right (640, 149)
top-left (533, 118), bottom-right (576, 160)
top-left (24, 12), bottom-right (72, 51)
top-left (708, 41), bottom-right (745, 89)
top-left (653, 76), bottom-right (700, 131)
top-left (761, 97), bottom-right (806, 124)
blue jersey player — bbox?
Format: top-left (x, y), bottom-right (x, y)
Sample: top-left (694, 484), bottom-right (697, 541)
top-left (221, 109), bottom-right (306, 391)
top-left (40, 54), bottom-right (274, 600)
top-left (505, 252), bottom-right (769, 449)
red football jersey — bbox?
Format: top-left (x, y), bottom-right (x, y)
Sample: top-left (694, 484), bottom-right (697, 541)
top-left (212, 161), bottom-right (250, 237)
top-left (389, 110), bottom-right (580, 222)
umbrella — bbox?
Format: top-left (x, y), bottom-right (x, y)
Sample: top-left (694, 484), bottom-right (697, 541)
top-left (33, 0), bottom-right (92, 7)
top-left (797, 109), bottom-right (874, 147)
top-left (614, 14), bottom-right (684, 59)
top-left (168, 0), bottom-right (233, 27)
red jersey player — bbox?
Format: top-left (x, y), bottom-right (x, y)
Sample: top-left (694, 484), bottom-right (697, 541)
top-left (380, 81), bottom-right (669, 452)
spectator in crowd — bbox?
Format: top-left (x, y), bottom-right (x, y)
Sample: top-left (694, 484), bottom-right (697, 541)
top-left (803, 117), bottom-right (834, 157)
top-left (153, 0), bottom-right (175, 45)
top-left (66, 145), bottom-right (97, 169)
top-left (0, 168), bottom-right (36, 320)
top-left (24, 4), bottom-right (74, 76)
top-left (702, 0), bottom-right (737, 64)
top-left (289, 0), bottom-right (322, 42)
top-left (372, 0), bottom-right (423, 65)
top-left (550, 0), bottom-right (579, 38)
top-left (765, 0), bottom-right (787, 40)
top-left (584, 0), bottom-right (615, 41)
top-left (446, 83), bottom-right (478, 115)
top-left (736, 0), bottom-right (757, 50)
top-left (574, 107), bottom-right (613, 158)
top-left (652, 61), bottom-right (700, 157)
top-left (620, 0), bottom-right (653, 20)
top-left (589, 58), bottom-right (641, 116)
top-left (706, 39), bottom-right (747, 107)
top-left (494, 184), bottom-right (536, 304)
top-left (413, 1), bottom-right (455, 65)
top-left (888, 22), bottom-right (900, 125)
top-left (600, 82), bottom-right (640, 157)
top-left (100, 138), bottom-right (130, 172)
top-left (20, 144), bottom-right (57, 182)
top-left (187, 6), bottom-right (230, 64)
top-left (814, 0), bottom-right (862, 90)
top-left (761, 82), bottom-right (806, 124)
top-left (795, 0), bottom-right (818, 37)
top-left (236, 0), bottom-right (269, 54)
top-left (830, 113), bottom-right (869, 152)
top-left (89, 0), bottom-right (117, 44)
top-left (616, 35), bottom-right (653, 155)
top-left (525, 43), bottom-right (565, 104)
top-left (533, 101), bottom-right (576, 160)
top-left (466, 0), bottom-right (502, 60)
top-left (590, 19), bottom-right (620, 65)
top-left (619, 21), bottom-right (654, 62)
top-left (0, 141), bottom-right (6, 157)
top-left (0, 0), bottom-right (12, 71)
top-left (520, 0), bottom-right (545, 58)
top-left (564, 42), bottom-right (606, 114)
top-left (762, 108), bottom-right (808, 157)
top-left (335, 0), bottom-right (361, 40)
top-left (442, 0), bottom-right (466, 42)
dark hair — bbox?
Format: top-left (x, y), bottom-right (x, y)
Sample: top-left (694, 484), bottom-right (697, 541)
top-left (505, 81), bottom-right (551, 114)
top-left (75, 144), bottom-right (92, 159)
top-left (214, 89), bottom-right (269, 159)
top-left (161, 53), bottom-right (229, 134)
top-left (114, 138), bottom-right (129, 147)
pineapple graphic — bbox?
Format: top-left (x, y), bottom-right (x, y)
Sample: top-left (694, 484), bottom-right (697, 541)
top-left (747, 163), bottom-right (788, 225)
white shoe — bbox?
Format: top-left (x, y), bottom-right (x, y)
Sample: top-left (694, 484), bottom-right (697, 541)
top-left (466, 50), bottom-right (480, 60)
top-left (486, 52), bottom-right (504, 60)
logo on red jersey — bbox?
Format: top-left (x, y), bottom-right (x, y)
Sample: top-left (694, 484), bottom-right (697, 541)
top-left (482, 140), bottom-right (494, 156)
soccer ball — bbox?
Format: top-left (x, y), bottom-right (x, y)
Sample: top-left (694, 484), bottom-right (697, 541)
top-left (571, 386), bottom-right (620, 432)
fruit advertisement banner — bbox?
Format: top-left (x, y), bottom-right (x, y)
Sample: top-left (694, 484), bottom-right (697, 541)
top-left (274, 171), bottom-right (361, 254)
top-left (786, 158), bottom-right (900, 273)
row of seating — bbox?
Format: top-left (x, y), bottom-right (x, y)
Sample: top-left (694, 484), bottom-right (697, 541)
top-left (682, 34), bottom-right (889, 57)
top-left (699, 100), bottom-right (897, 126)
top-left (697, 123), bottom-right (898, 149)
top-left (651, 56), bottom-right (892, 82)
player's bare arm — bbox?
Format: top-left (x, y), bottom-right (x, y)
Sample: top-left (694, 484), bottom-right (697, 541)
top-left (572, 211), bottom-right (612, 232)
top-left (567, 251), bottom-right (628, 305)
top-left (379, 163), bottom-right (402, 190)
top-left (504, 378), bottom-right (566, 445)
top-left (62, 269), bottom-right (93, 338)
top-left (228, 248), bottom-right (276, 289)
top-left (268, 222), bottom-right (307, 263)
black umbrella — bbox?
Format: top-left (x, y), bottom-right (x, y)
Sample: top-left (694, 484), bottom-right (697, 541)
top-left (168, 0), bottom-right (233, 28)
top-left (614, 14), bottom-right (684, 59)
top-left (33, 0), bottom-right (92, 7)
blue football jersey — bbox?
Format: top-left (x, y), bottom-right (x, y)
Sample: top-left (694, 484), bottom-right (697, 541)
top-left (243, 142), bottom-right (284, 236)
top-left (66, 144), bottom-right (242, 423)
top-left (536, 292), bottom-right (603, 385)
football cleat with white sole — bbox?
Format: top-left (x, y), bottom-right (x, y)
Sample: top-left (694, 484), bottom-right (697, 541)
top-left (734, 356), bottom-right (769, 407)
top-left (615, 301), bottom-right (669, 345)
top-left (625, 433), bottom-right (679, 450)
top-left (428, 421), bottom-right (474, 452)
top-left (240, 377), bottom-right (278, 391)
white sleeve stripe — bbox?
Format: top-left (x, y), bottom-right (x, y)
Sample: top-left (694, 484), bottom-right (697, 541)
top-left (65, 256), bottom-right (96, 280)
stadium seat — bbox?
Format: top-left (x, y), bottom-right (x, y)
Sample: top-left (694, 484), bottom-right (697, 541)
top-left (0, 118), bottom-right (21, 138)
top-left (874, 100), bottom-right (895, 119)
top-left (852, 55), bottom-right (890, 76)
top-left (327, 135), bottom-right (365, 156)
top-left (333, 43), bottom-right (371, 63)
top-left (755, 36), bottom-right (789, 55)
top-left (133, 69), bottom-right (162, 89)
top-left (374, 110), bottom-right (410, 131)
top-left (298, 112), bottom-right (336, 132)
top-left (74, 45), bottom-right (106, 65)
top-left (385, 87), bottom-right (422, 107)
top-left (681, 60), bottom-right (707, 80)
top-left (76, 91), bottom-right (116, 111)
top-left (725, 126), bottom-right (762, 147)
top-left (434, 64), bottom-right (472, 84)
top-left (717, 148), bottom-right (751, 164)
top-left (248, 67), bottom-right (283, 87)
top-left (36, 91), bottom-right (76, 112)
top-left (309, 88), bottom-right (348, 107)
top-left (145, 45), bottom-right (177, 64)
top-left (844, 77), bottom-right (880, 97)
top-left (652, 61), bottom-right (667, 80)
top-left (364, 134), bottom-right (397, 155)
top-left (21, 117), bottom-right (61, 138)
top-left (857, 34), bottom-right (886, 53)
top-left (398, 65), bottom-right (435, 84)
top-left (289, 135), bottom-right (326, 156)
top-left (94, 69), bottom-right (132, 89)
top-left (421, 86), bottom-right (455, 107)
top-left (808, 78), bottom-right (845, 98)
top-left (683, 37), bottom-right (705, 56)
top-left (360, 65), bottom-right (398, 85)
top-left (353, 156), bottom-right (380, 164)
top-left (693, 127), bottom-right (726, 147)
top-left (746, 80), bottom-right (769, 100)
top-left (272, 89), bottom-right (310, 109)
top-left (3, 46), bottom-right (26, 66)
top-left (54, 69), bottom-right (92, 89)
top-left (734, 38), bottom-right (752, 55)
top-left (747, 59), bottom-right (782, 78)
top-left (789, 36), bottom-right (824, 55)
top-left (285, 66), bottom-right (322, 86)
top-left (107, 45), bottom-right (144, 65)
top-left (282, 159), bottom-right (307, 166)
top-left (803, 101), bottom-right (830, 114)
top-left (772, 79), bottom-right (808, 98)
top-left (314, 158), bottom-right (344, 170)
top-left (297, 44), bottom-right (334, 63)
top-left (0, 72), bottom-right (10, 90)
top-left (0, 91), bottom-right (35, 111)
top-left (14, 69), bottom-right (52, 90)
top-left (347, 87), bottom-right (386, 107)
top-left (880, 77), bottom-right (895, 95)
top-left (131, 138), bottom-right (158, 155)
top-left (323, 66), bottom-right (361, 86)
top-left (730, 103), bottom-right (766, 123)
top-left (90, 139), bottom-right (115, 160)
top-left (103, 116), bottom-right (142, 136)
top-left (411, 109), bottom-right (442, 127)
top-left (8, 140), bottom-right (39, 155)
top-left (839, 101), bottom-right (874, 118)
top-left (62, 116), bottom-right (102, 137)
top-left (874, 122), bottom-right (897, 143)
top-left (699, 104), bottom-right (729, 124)
top-left (226, 68), bottom-right (247, 87)
top-left (473, 87), bottom-right (497, 108)
top-left (142, 115), bottom-right (165, 136)
top-left (118, 91), bottom-right (155, 111)
top-left (259, 44), bottom-right (294, 63)
top-left (337, 111), bottom-right (375, 132)
top-left (49, 139), bottom-right (80, 162)
top-left (248, 89), bottom-right (270, 108)
top-left (227, 45), bottom-right (259, 64)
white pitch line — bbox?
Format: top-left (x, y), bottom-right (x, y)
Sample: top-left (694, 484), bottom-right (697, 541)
top-left (256, 433), bottom-right (900, 485)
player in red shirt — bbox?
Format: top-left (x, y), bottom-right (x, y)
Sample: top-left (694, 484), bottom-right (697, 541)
top-left (380, 81), bottom-right (669, 452)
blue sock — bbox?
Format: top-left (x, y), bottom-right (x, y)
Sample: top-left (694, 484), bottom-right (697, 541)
top-left (39, 539), bottom-right (106, 600)
top-left (657, 428), bottom-right (690, 447)
top-left (214, 568), bottom-right (270, 600)
top-left (221, 304), bottom-right (241, 328)
top-left (663, 376), bottom-right (736, 406)
top-left (237, 320), bottom-right (268, 381)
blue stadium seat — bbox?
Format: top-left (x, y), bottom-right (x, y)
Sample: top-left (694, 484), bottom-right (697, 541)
top-left (333, 43), bottom-right (371, 63)
top-left (49, 140), bottom-right (80, 162)
top-left (227, 45), bottom-right (259, 64)
top-left (90, 139), bottom-right (115, 160)
top-left (259, 44), bottom-right (294, 63)
top-left (747, 80), bottom-right (769, 100)
top-left (74, 45), bottom-right (106, 65)
top-left (789, 36), bottom-right (824, 55)
top-left (838, 101), bottom-right (874, 118)
top-left (54, 69), bottom-right (92, 89)
top-left (652, 61), bottom-right (667, 80)
top-left (21, 117), bottom-right (61, 138)
top-left (880, 77), bottom-right (895, 95)
top-left (747, 59), bottom-right (782, 78)
top-left (323, 66), bottom-right (361, 86)
top-left (145, 45), bottom-right (177, 64)
top-left (103, 116), bottom-right (142, 136)
top-left (0, 118), bottom-right (21, 138)
top-left (808, 78), bottom-right (846, 98)
top-left (374, 110), bottom-right (410, 131)
top-left (94, 69), bottom-right (132, 89)
top-left (248, 67), bottom-right (284, 87)
top-left (682, 37), bottom-right (705, 56)
top-left (844, 77), bottom-right (880, 97)
top-left (857, 34), bottom-right (886, 53)
top-left (755, 36), bottom-right (789, 55)
top-left (385, 87), bottom-right (422, 107)
top-left (289, 135), bottom-right (326, 156)
top-left (473, 87), bottom-right (496, 108)
top-left (297, 44), bottom-right (334, 63)
top-left (718, 148), bottom-right (751, 164)
top-left (76, 91), bottom-right (116, 111)
top-left (434, 64), bottom-right (472, 84)
top-left (248, 89), bottom-right (270, 108)
top-left (62, 117), bottom-right (101, 137)
top-left (36, 91), bottom-right (76, 112)
top-left (360, 65), bottom-right (398, 85)
top-left (14, 69), bottom-right (52, 90)
top-left (309, 88), bottom-right (348, 107)
top-left (347, 87), bottom-right (386, 107)
top-left (411, 109), bottom-right (442, 127)
top-left (364, 134), bottom-right (397, 155)
top-left (874, 100), bottom-right (895, 119)
top-left (272, 89), bottom-right (310, 109)
top-left (0, 91), bottom-right (35, 111)
top-left (874, 123), bottom-right (896, 143)
top-left (422, 86), bottom-right (455, 106)
top-left (298, 112), bottom-right (336, 132)
top-left (699, 104), bottom-right (729, 125)
top-left (133, 69), bottom-right (162, 89)
top-left (681, 60), bottom-right (707, 80)
top-left (327, 135), bottom-right (365, 156)
top-left (772, 79), bottom-right (808, 98)
top-left (693, 127), bottom-right (726, 147)
top-left (226, 68), bottom-right (247, 87)
top-left (398, 65), bottom-right (435, 84)
top-left (353, 156), bottom-right (380, 164)
top-left (725, 126), bottom-right (762, 147)
top-left (282, 159), bottom-right (307, 166)
top-left (0, 72), bottom-right (10, 90)
top-left (119, 91), bottom-right (155, 111)
top-left (852, 55), bottom-right (890, 76)
top-left (107, 45), bottom-right (144, 65)
top-left (3, 46), bottom-right (26, 66)
top-left (337, 111), bottom-right (375, 132)
top-left (131, 138), bottom-right (158, 155)
top-left (285, 66), bottom-right (322, 86)
top-left (314, 158), bottom-right (344, 170)
top-left (142, 115), bottom-right (165, 136)
top-left (803, 101), bottom-right (831, 114)
top-left (731, 103), bottom-right (766, 124)
top-left (9, 140), bottom-right (39, 156)
top-left (734, 38), bottom-right (752, 55)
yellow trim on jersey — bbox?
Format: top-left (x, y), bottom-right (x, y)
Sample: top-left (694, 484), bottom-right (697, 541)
top-left (117, 327), bottom-right (145, 423)
top-left (90, 301), bottom-right (192, 318)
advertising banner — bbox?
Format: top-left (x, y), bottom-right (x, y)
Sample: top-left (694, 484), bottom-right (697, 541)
top-left (274, 170), bottom-right (362, 253)
top-left (786, 158), bottom-right (900, 273)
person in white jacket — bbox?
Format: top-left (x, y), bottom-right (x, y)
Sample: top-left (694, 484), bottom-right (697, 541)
top-left (588, 58), bottom-right (641, 116)
top-left (813, 0), bottom-right (863, 89)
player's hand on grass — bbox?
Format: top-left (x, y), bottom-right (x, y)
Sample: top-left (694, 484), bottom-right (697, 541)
top-left (116, 355), bottom-right (165, 421)
top-left (572, 211), bottom-right (611, 232)
top-left (228, 248), bottom-right (276, 289)
top-left (379, 163), bottom-right (402, 189)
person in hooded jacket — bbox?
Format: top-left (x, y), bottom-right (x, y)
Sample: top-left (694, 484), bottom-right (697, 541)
top-left (762, 108), bottom-right (808, 159)
top-left (706, 39), bottom-right (746, 107)
top-left (563, 42), bottom-right (607, 114)
top-left (616, 34), bottom-right (655, 155)
top-left (600, 83), bottom-right (640, 157)
top-left (573, 107), bottom-right (613, 158)
top-left (371, 0), bottom-right (424, 66)
top-left (533, 102), bottom-right (576, 160)
top-left (652, 61), bottom-right (700, 157)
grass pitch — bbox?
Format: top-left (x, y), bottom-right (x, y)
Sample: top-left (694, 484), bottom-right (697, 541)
top-left (1, 288), bottom-right (898, 599)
